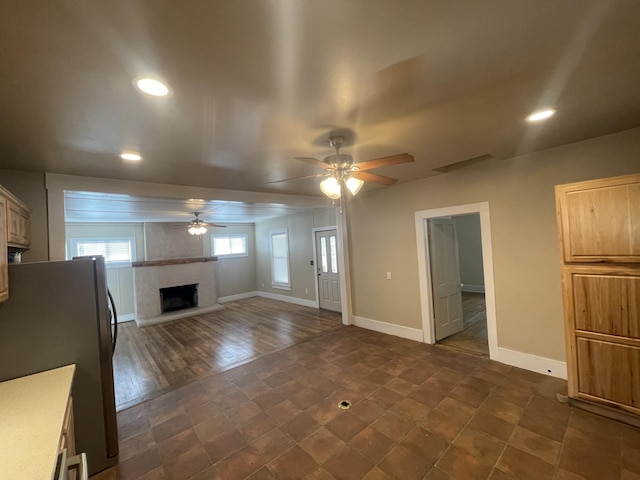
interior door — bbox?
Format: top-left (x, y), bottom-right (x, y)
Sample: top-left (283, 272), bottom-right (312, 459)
top-left (428, 218), bottom-right (463, 340)
top-left (315, 229), bottom-right (341, 312)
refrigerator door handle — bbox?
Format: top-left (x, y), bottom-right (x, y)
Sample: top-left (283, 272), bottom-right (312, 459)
top-left (107, 290), bottom-right (118, 355)
top-left (67, 453), bottom-right (89, 480)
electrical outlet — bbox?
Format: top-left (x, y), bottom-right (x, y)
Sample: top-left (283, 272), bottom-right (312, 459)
top-left (386, 272), bottom-right (392, 280)
top-left (305, 288), bottom-right (308, 294)
top-left (261, 283), bottom-right (265, 288)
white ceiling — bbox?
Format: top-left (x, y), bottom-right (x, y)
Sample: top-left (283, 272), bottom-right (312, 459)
top-left (63, 190), bottom-right (321, 224)
top-left (2, 1), bottom-right (640, 221)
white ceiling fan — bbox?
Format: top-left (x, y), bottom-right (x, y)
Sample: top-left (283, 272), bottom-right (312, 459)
top-left (185, 212), bottom-right (226, 235)
top-left (269, 135), bottom-right (415, 199)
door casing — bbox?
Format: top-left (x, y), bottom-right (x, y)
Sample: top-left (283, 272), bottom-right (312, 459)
top-left (415, 202), bottom-right (498, 359)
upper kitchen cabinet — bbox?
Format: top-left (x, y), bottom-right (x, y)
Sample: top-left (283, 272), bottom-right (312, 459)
top-left (2, 187), bottom-right (31, 249)
top-left (556, 173), bottom-right (640, 263)
top-left (0, 185), bottom-right (31, 304)
top-left (0, 195), bottom-right (7, 303)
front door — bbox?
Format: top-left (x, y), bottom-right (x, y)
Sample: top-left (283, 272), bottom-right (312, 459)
top-left (315, 229), bottom-right (341, 312)
top-left (428, 218), bottom-right (463, 340)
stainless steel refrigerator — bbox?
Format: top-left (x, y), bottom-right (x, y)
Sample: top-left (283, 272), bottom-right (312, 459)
top-left (0, 256), bottom-right (118, 475)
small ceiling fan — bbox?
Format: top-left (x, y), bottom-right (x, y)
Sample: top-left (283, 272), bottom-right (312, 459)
top-left (269, 135), bottom-right (414, 199)
top-left (186, 212), bottom-right (226, 235)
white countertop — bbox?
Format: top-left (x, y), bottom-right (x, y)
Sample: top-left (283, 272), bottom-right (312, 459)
top-left (0, 365), bottom-right (75, 480)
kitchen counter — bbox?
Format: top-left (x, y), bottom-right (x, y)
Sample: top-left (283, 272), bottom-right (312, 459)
top-left (0, 364), bottom-right (75, 479)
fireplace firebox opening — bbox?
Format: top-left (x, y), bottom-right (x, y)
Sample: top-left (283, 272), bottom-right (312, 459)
top-left (160, 284), bottom-right (198, 314)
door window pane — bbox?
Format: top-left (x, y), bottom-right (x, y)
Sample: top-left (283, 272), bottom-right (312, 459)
top-left (321, 237), bottom-right (328, 273)
top-left (330, 235), bottom-right (338, 273)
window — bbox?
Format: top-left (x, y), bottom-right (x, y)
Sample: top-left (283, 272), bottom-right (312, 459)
top-left (68, 237), bottom-right (135, 268)
top-left (212, 234), bottom-right (248, 258)
top-left (270, 229), bottom-right (290, 289)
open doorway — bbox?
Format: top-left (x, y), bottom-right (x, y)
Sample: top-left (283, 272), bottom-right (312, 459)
top-left (415, 202), bottom-right (498, 359)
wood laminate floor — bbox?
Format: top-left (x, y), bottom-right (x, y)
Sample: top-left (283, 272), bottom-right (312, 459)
top-left (113, 297), bottom-right (343, 410)
top-left (437, 292), bottom-right (489, 357)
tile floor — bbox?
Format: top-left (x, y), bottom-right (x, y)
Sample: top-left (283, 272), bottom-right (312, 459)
top-left (94, 326), bottom-right (640, 480)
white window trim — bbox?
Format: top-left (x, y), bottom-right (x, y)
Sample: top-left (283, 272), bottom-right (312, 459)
top-left (211, 233), bottom-right (249, 258)
top-left (68, 236), bottom-right (136, 269)
top-left (269, 228), bottom-right (291, 290)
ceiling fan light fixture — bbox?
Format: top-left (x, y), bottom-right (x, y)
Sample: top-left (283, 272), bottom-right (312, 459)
top-left (345, 177), bottom-right (364, 195)
top-left (320, 176), bottom-right (341, 199)
top-left (188, 224), bottom-right (207, 235)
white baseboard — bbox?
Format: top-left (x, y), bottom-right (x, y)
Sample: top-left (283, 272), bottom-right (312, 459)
top-left (117, 313), bottom-right (135, 323)
top-left (352, 316), bottom-right (424, 342)
top-left (258, 291), bottom-right (319, 309)
top-left (136, 304), bottom-right (226, 327)
top-left (496, 347), bottom-right (567, 379)
top-left (218, 291), bottom-right (258, 303)
top-left (461, 284), bottom-right (485, 293)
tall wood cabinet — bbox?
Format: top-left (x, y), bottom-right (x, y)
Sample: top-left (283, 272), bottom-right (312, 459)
top-left (556, 173), bottom-right (640, 416)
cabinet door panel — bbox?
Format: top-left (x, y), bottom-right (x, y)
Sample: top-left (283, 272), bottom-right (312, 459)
top-left (0, 195), bottom-right (8, 303)
top-left (576, 338), bottom-right (640, 408)
top-left (573, 274), bottom-right (640, 339)
top-left (565, 184), bottom-right (638, 259)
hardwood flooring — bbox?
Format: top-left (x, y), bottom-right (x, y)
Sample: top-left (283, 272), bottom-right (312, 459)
top-left (113, 297), bottom-right (343, 410)
top-left (437, 292), bottom-right (489, 357)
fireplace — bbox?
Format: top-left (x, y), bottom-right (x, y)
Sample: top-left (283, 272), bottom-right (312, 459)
top-left (160, 284), bottom-right (198, 313)
top-left (132, 257), bottom-right (224, 326)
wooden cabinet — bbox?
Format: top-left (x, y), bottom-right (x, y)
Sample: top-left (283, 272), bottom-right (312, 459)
top-left (7, 198), bottom-right (31, 248)
top-left (557, 174), bottom-right (640, 263)
top-left (0, 195), bottom-right (7, 303)
top-left (0, 184), bottom-right (31, 304)
top-left (556, 173), bottom-right (640, 417)
top-left (60, 397), bottom-right (76, 457)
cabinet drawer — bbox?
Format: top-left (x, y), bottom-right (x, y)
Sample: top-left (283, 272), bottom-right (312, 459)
top-left (576, 338), bottom-right (640, 409)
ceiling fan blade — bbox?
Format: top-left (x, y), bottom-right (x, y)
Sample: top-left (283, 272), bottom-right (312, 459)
top-left (352, 171), bottom-right (398, 186)
top-left (295, 156), bottom-right (333, 169)
top-left (353, 153), bottom-right (414, 171)
top-left (204, 223), bottom-right (227, 228)
top-left (266, 173), bottom-right (325, 184)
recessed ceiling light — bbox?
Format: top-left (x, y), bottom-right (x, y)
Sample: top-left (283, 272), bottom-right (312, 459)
top-left (526, 109), bottom-right (556, 122)
top-left (120, 151), bottom-right (142, 161)
top-left (134, 77), bottom-right (170, 97)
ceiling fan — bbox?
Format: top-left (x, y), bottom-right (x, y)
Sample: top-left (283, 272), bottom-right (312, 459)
top-left (269, 135), bottom-right (414, 199)
top-left (185, 212), bottom-right (226, 235)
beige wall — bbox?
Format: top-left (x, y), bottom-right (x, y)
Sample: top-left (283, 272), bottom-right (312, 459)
top-left (347, 127), bottom-right (640, 362)
top-left (256, 208), bottom-right (336, 302)
top-left (204, 224), bottom-right (257, 299)
top-left (0, 170), bottom-right (48, 262)
top-left (454, 214), bottom-right (484, 288)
